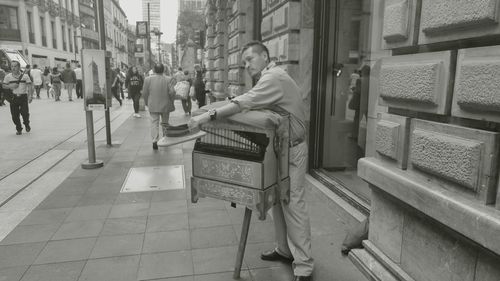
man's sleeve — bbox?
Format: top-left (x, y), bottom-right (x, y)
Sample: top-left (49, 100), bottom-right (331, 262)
top-left (24, 74), bottom-right (32, 84)
top-left (232, 74), bottom-right (283, 110)
top-left (142, 78), bottom-right (149, 104)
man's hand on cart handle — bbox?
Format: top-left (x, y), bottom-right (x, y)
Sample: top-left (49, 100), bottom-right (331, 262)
top-left (188, 112), bottom-right (210, 131)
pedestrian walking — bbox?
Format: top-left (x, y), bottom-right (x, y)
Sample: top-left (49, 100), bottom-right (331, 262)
top-left (74, 64), bottom-right (83, 99)
top-left (188, 41), bottom-right (314, 281)
top-left (50, 67), bottom-right (62, 101)
top-left (193, 65), bottom-right (206, 107)
top-left (125, 66), bottom-right (144, 117)
top-left (2, 60), bottom-right (33, 135)
top-left (142, 63), bottom-right (175, 150)
top-left (42, 67), bottom-right (51, 98)
top-left (173, 69), bottom-right (192, 115)
top-left (30, 64), bottom-right (43, 99)
top-left (110, 68), bottom-right (123, 106)
top-left (0, 69), bottom-right (6, 106)
top-left (61, 63), bottom-right (76, 101)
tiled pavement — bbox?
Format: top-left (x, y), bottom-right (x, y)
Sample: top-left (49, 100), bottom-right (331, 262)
top-left (0, 104), bottom-right (367, 281)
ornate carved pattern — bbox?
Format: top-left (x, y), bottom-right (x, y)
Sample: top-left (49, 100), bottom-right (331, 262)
top-left (194, 178), bottom-right (255, 205)
top-left (48, 2), bottom-right (60, 18)
top-left (199, 157), bottom-right (255, 185)
top-left (73, 15), bottom-right (80, 27)
top-left (38, 0), bottom-right (48, 13)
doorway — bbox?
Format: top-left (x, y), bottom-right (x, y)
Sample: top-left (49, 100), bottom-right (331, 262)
top-left (310, 0), bottom-right (371, 204)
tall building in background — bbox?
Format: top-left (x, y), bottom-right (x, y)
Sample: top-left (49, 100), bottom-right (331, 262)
top-left (178, 0), bottom-right (205, 14)
top-left (142, 0), bottom-right (160, 31)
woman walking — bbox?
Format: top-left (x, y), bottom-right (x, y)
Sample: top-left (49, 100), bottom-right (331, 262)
top-left (42, 67), bottom-right (51, 98)
top-left (50, 67), bottom-right (62, 101)
top-left (125, 66), bottom-right (144, 117)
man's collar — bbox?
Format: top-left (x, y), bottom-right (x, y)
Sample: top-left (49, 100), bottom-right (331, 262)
top-left (263, 61), bottom-right (276, 73)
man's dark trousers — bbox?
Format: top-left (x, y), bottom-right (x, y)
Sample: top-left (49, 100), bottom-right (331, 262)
top-left (10, 95), bottom-right (30, 132)
top-left (76, 79), bottom-right (83, 98)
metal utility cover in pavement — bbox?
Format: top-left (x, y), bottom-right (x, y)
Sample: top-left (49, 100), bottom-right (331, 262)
top-left (121, 165), bottom-right (185, 192)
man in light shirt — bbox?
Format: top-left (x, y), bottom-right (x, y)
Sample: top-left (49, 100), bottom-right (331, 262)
top-left (74, 64), bottom-right (83, 99)
top-left (2, 60), bottom-right (33, 135)
top-left (30, 64), bottom-right (43, 99)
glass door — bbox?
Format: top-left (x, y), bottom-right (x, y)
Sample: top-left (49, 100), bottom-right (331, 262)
top-left (317, 0), bottom-right (371, 203)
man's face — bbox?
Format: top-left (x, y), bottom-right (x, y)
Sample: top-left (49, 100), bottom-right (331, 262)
top-left (11, 62), bottom-right (20, 73)
top-left (242, 47), bottom-right (268, 78)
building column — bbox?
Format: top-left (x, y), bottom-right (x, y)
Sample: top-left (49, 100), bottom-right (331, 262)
top-left (45, 12), bottom-right (53, 49)
top-left (18, 1), bottom-right (29, 44)
top-left (33, 6), bottom-right (42, 46)
top-left (55, 17), bottom-right (63, 50)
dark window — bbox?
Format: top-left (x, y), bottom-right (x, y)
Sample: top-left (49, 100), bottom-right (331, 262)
top-left (40, 16), bottom-right (46, 46)
top-left (0, 5), bottom-right (20, 41)
top-left (51, 21), bottom-right (57, 48)
top-left (27, 11), bottom-right (35, 43)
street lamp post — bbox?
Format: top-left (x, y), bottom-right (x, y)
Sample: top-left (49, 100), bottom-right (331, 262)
top-left (151, 28), bottom-right (163, 64)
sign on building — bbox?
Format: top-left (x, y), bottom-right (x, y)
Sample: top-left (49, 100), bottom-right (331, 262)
top-left (136, 21), bottom-right (149, 38)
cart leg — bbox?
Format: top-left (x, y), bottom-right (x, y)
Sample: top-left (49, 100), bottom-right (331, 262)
top-left (233, 207), bottom-right (252, 279)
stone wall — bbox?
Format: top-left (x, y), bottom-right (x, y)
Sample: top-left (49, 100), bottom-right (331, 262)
top-left (351, 0), bottom-right (500, 280)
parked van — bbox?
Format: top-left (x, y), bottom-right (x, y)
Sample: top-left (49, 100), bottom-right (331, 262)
top-left (0, 49), bottom-right (29, 72)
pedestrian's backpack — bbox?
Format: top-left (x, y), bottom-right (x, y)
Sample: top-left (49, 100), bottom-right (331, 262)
top-left (174, 80), bottom-right (190, 100)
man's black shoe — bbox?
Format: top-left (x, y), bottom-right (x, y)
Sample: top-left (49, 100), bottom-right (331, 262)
top-left (16, 130), bottom-right (22, 135)
top-left (153, 142), bottom-right (158, 150)
top-left (293, 275), bottom-right (312, 281)
top-left (260, 249), bottom-right (293, 263)
top-left (25, 125), bottom-right (31, 132)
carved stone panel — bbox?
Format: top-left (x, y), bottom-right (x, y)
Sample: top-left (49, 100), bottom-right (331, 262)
top-left (409, 119), bottom-right (500, 204)
top-left (452, 45), bottom-right (500, 123)
top-left (419, 0), bottom-right (500, 44)
top-left (378, 51), bottom-right (453, 114)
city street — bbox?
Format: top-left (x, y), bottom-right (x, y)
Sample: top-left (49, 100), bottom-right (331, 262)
top-left (0, 92), bottom-right (365, 281)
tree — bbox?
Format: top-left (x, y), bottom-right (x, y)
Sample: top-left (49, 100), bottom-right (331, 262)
top-left (176, 9), bottom-right (205, 48)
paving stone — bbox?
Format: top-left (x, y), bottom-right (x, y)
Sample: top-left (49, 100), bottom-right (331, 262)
top-left (151, 190), bottom-right (187, 202)
top-left (138, 251), bottom-right (193, 280)
top-left (108, 203), bottom-right (150, 218)
top-left (147, 213), bottom-right (189, 232)
top-left (64, 205), bottom-right (112, 222)
top-left (0, 242), bottom-right (46, 268)
top-left (194, 270), bottom-right (253, 281)
top-left (0, 224), bottom-right (60, 245)
top-left (0, 266), bottom-right (28, 281)
top-left (143, 230), bottom-right (190, 253)
top-left (77, 192), bottom-right (116, 206)
top-left (101, 216), bottom-right (147, 236)
top-left (233, 221), bottom-right (276, 244)
top-left (51, 220), bottom-right (105, 240)
top-left (19, 208), bottom-right (72, 226)
top-left (34, 237), bottom-right (96, 264)
top-left (148, 200), bottom-right (188, 216)
top-left (20, 261), bottom-right (85, 281)
top-left (192, 245), bottom-right (243, 275)
top-left (89, 233), bottom-right (143, 259)
top-left (188, 209), bottom-right (232, 229)
top-left (78, 255), bottom-right (140, 281)
top-left (250, 266), bottom-right (294, 281)
top-left (150, 277), bottom-right (194, 281)
top-left (190, 225), bottom-right (238, 249)
top-left (114, 192), bottom-right (153, 205)
top-left (36, 194), bottom-right (83, 210)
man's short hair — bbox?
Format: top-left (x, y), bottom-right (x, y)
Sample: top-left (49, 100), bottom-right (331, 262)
top-left (241, 41), bottom-right (270, 61)
top-left (11, 60), bottom-right (20, 67)
top-left (154, 63), bottom-right (164, 74)
top-left (66, 62), bottom-right (71, 68)
top-left (33, 64), bottom-right (38, 68)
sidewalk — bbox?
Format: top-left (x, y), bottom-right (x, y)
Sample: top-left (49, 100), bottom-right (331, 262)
top-left (0, 101), bottom-right (366, 281)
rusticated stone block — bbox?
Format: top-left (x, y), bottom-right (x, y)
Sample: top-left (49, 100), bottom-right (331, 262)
top-left (214, 82), bottom-right (225, 93)
top-left (215, 58), bottom-right (225, 70)
top-left (409, 119), bottom-right (499, 204)
top-left (375, 113), bottom-right (411, 169)
top-left (382, 0), bottom-right (408, 42)
top-left (475, 252), bottom-right (500, 281)
top-left (452, 45), bottom-right (500, 123)
top-left (411, 129), bottom-right (481, 189)
top-left (264, 37), bottom-right (279, 61)
top-left (375, 121), bottom-right (399, 159)
top-left (401, 214), bottom-right (477, 281)
top-left (419, 0), bottom-right (500, 44)
top-left (369, 189), bottom-right (404, 263)
top-left (378, 51), bottom-right (452, 114)
top-left (228, 16), bottom-right (245, 35)
top-left (228, 52), bottom-right (240, 67)
top-left (228, 68), bottom-right (244, 83)
top-left (382, 0), bottom-right (418, 49)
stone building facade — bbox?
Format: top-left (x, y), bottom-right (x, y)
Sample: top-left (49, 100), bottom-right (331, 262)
top-left (204, 0), bottom-right (500, 280)
top-left (0, 0), bottom-right (82, 68)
